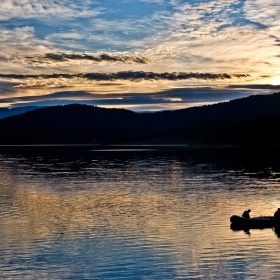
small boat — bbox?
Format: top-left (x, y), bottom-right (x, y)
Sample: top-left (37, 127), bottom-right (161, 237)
top-left (230, 215), bottom-right (279, 230)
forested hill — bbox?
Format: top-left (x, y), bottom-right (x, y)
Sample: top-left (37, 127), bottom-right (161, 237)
top-left (1, 93), bottom-right (280, 145)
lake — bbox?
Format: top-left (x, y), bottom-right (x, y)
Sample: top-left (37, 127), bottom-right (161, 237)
top-left (1, 145), bottom-right (280, 279)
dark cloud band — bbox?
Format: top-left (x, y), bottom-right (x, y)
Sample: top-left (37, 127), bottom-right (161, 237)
top-left (22, 53), bottom-right (149, 64)
top-left (0, 71), bottom-right (250, 81)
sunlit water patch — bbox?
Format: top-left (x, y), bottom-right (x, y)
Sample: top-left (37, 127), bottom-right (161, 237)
top-left (1, 146), bottom-right (280, 279)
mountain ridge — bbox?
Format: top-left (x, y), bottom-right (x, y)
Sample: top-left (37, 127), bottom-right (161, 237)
top-left (1, 93), bottom-right (280, 145)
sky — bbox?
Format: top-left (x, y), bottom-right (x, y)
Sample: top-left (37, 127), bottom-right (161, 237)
top-left (1, 0), bottom-right (280, 111)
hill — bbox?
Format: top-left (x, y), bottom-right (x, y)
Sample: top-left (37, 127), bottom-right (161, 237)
top-left (224, 114), bottom-right (280, 145)
top-left (1, 93), bottom-right (280, 145)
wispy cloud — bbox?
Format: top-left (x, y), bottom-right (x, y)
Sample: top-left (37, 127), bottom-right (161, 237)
top-left (0, 26), bottom-right (53, 59)
top-left (243, 0), bottom-right (280, 26)
top-left (0, 0), bottom-right (101, 20)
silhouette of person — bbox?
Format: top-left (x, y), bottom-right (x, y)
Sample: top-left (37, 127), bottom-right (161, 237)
top-left (274, 208), bottom-right (280, 220)
top-left (242, 209), bottom-right (251, 218)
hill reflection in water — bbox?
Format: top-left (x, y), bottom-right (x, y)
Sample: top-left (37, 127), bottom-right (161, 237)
top-left (1, 146), bottom-right (280, 279)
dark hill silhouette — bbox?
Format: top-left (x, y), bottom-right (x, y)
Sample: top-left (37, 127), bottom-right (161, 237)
top-left (224, 114), bottom-right (280, 145)
top-left (0, 105), bottom-right (146, 144)
top-left (1, 93), bottom-right (280, 145)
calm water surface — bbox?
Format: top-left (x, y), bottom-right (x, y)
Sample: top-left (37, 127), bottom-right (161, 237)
top-left (1, 146), bottom-right (280, 279)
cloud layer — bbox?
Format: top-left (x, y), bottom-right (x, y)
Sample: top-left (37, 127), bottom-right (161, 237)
top-left (1, 0), bottom-right (280, 110)
top-left (0, 71), bottom-right (250, 82)
top-left (0, 84), bottom-right (277, 112)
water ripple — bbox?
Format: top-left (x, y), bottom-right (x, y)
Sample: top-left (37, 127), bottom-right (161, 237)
top-left (1, 147), bottom-right (280, 279)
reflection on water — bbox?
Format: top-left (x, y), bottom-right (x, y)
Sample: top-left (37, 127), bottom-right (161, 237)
top-left (1, 146), bottom-right (280, 279)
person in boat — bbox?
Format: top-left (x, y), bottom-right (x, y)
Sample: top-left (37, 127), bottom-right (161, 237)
top-left (242, 209), bottom-right (251, 218)
top-left (274, 208), bottom-right (280, 220)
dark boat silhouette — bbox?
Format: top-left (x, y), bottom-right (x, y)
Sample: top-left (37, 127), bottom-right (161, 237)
top-left (230, 215), bottom-right (279, 230)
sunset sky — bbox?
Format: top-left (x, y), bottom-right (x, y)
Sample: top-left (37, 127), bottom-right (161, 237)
top-left (1, 0), bottom-right (280, 111)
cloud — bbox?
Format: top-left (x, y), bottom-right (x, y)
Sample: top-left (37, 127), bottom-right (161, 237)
top-left (227, 84), bottom-right (280, 90)
top-left (0, 81), bottom-right (18, 94)
top-left (1, 0), bottom-right (280, 112)
top-left (15, 53), bottom-right (149, 65)
top-left (1, 0), bottom-right (279, 77)
top-left (243, 0), bottom-right (280, 26)
top-left (0, 71), bottom-right (250, 85)
top-left (0, 86), bottom-right (268, 111)
top-left (0, 26), bottom-right (54, 61)
top-left (0, 87), bottom-right (238, 105)
top-left (0, 0), bottom-right (101, 20)
top-left (134, 0), bottom-right (280, 77)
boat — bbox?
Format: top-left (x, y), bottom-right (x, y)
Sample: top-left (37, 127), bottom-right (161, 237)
top-left (230, 215), bottom-right (279, 230)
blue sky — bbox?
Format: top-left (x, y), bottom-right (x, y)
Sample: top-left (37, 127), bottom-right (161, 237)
top-left (1, 0), bottom-right (280, 111)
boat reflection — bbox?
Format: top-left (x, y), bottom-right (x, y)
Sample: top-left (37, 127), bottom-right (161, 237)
top-left (273, 226), bottom-right (280, 238)
top-left (230, 223), bottom-right (280, 238)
